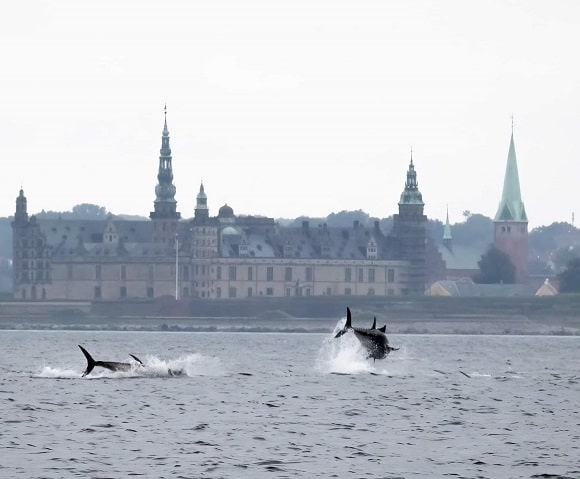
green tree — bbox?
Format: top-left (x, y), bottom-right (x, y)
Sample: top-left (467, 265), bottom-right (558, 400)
top-left (557, 258), bottom-right (580, 293)
top-left (473, 246), bottom-right (516, 284)
top-left (452, 213), bottom-right (493, 248)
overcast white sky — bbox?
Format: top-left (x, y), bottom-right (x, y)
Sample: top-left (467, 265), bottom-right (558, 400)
top-left (1, 1), bottom-right (578, 229)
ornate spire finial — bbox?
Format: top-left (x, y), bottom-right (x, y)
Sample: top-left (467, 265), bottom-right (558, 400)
top-left (511, 113), bottom-right (514, 134)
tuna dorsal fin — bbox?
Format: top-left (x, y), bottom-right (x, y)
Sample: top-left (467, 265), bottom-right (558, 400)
top-left (79, 345), bottom-right (96, 377)
top-left (378, 325), bottom-right (386, 333)
top-left (371, 317), bottom-right (376, 329)
top-left (345, 307), bottom-right (352, 328)
top-left (129, 354), bottom-right (144, 366)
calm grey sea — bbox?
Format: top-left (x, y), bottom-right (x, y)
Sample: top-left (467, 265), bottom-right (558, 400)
top-left (1, 326), bottom-right (579, 479)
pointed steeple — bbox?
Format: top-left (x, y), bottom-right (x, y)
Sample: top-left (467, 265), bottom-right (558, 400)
top-left (443, 205), bottom-right (452, 251)
top-left (443, 206), bottom-right (452, 240)
top-left (399, 152), bottom-right (424, 208)
top-left (494, 131), bottom-right (527, 222)
top-left (150, 106), bottom-right (180, 220)
top-left (194, 181), bottom-right (209, 222)
top-left (14, 188), bottom-right (28, 225)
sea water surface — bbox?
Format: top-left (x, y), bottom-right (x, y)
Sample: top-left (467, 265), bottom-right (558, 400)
top-left (1, 324), bottom-right (579, 478)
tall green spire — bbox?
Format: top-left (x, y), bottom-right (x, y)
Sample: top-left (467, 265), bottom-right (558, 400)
top-left (399, 154), bottom-right (424, 206)
top-left (443, 205), bottom-right (452, 240)
top-left (150, 105), bottom-right (180, 220)
top-left (154, 105), bottom-right (176, 203)
top-left (494, 131), bottom-right (527, 222)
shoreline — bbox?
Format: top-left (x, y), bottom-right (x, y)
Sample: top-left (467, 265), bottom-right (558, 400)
top-left (0, 314), bottom-right (578, 336)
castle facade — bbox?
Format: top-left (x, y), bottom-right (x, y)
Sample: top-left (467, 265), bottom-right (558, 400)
top-left (12, 112), bottom-right (429, 301)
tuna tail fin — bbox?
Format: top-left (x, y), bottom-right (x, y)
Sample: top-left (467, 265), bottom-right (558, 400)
top-left (79, 345), bottom-right (95, 377)
top-left (334, 307), bottom-right (353, 338)
top-left (378, 325), bottom-right (386, 333)
top-left (129, 354), bottom-right (144, 366)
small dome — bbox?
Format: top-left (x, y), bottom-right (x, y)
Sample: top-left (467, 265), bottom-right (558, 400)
top-left (222, 226), bottom-right (239, 236)
top-left (218, 203), bottom-right (234, 218)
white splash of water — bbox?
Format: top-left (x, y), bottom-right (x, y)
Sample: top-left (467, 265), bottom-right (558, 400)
top-left (34, 353), bottom-right (224, 379)
top-left (316, 319), bottom-right (374, 374)
top-left (139, 353), bottom-right (224, 378)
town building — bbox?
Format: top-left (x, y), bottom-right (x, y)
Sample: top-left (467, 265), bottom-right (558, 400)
top-left (11, 112), bottom-right (430, 301)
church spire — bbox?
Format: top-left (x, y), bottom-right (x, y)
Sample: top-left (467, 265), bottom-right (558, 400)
top-left (494, 130), bottom-right (527, 222)
top-left (150, 106), bottom-right (181, 220)
top-left (443, 205), bottom-right (452, 251)
top-left (398, 152), bottom-right (424, 209)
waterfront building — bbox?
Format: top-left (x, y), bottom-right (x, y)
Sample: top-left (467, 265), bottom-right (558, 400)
top-left (11, 113), bottom-right (429, 301)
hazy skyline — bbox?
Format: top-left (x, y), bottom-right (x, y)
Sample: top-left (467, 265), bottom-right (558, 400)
top-left (2, 1), bottom-right (579, 229)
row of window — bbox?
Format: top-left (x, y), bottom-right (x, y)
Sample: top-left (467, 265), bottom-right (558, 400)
top-left (216, 266), bottom-right (396, 283)
top-left (58, 264), bottom-right (396, 285)
top-left (213, 286), bottom-right (395, 299)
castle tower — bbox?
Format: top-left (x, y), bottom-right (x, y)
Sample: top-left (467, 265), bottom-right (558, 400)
top-left (11, 189), bottom-right (50, 299)
top-left (493, 130), bottom-right (528, 283)
top-left (391, 154), bottom-right (427, 295)
top-left (193, 182), bottom-right (209, 223)
top-left (150, 106), bottom-right (181, 246)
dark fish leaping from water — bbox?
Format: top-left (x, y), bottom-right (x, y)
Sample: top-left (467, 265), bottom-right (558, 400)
top-left (334, 307), bottom-right (399, 361)
top-left (78, 345), bottom-right (143, 377)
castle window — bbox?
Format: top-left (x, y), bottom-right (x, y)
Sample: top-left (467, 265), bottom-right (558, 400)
top-left (121, 265), bottom-right (126, 280)
top-left (228, 287), bottom-right (237, 298)
top-left (285, 287), bottom-right (291, 296)
top-left (345, 267), bottom-right (352, 282)
top-left (94, 286), bottom-right (101, 299)
top-left (247, 287), bottom-right (253, 297)
top-left (267, 267), bottom-right (274, 281)
top-left (96, 264), bottom-right (101, 280)
top-left (229, 266), bottom-right (237, 280)
top-left (266, 287), bottom-right (273, 296)
top-left (285, 267), bottom-right (292, 282)
top-left (216, 266), bottom-right (221, 280)
top-left (120, 286), bottom-right (127, 298)
top-left (358, 268), bottom-right (364, 282)
top-left (345, 287), bottom-right (352, 295)
top-left (387, 268), bottom-right (395, 283)
top-left (216, 287), bottom-right (222, 298)
top-left (248, 267), bottom-right (253, 281)
top-left (368, 269), bottom-right (375, 283)
top-left (305, 267), bottom-right (313, 282)
top-left (147, 287), bottom-right (154, 298)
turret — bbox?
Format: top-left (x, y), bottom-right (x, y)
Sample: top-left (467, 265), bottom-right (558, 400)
top-left (150, 106), bottom-right (181, 245)
top-left (391, 152), bottom-right (427, 295)
top-left (193, 182), bottom-right (209, 223)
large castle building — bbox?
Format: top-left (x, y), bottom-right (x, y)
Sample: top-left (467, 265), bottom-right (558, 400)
top-left (11, 112), bottom-right (430, 301)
